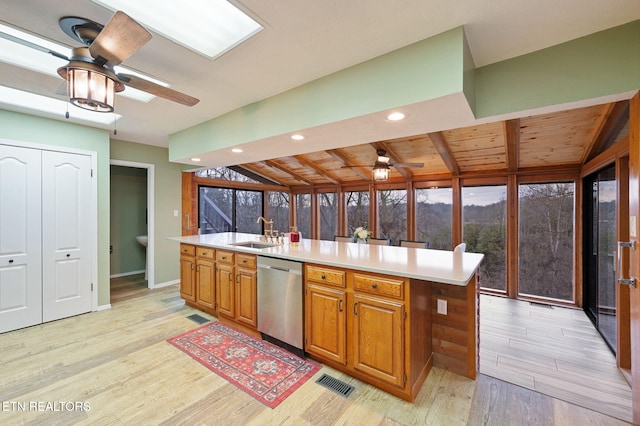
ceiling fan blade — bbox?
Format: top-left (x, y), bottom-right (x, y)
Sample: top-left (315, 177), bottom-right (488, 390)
top-left (392, 162), bottom-right (424, 168)
top-left (118, 73), bottom-right (200, 106)
top-left (89, 11), bottom-right (151, 67)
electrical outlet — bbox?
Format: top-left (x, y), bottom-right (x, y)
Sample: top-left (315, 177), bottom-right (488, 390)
top-left (437, 299), bottom-right (447, 315)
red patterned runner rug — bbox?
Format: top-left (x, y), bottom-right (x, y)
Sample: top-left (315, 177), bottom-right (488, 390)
top-left (167, 321), bottom-right (321, 408)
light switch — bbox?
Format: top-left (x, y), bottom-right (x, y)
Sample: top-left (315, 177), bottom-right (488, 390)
top-left (173, 210), bottom-right (179, 217)
top-left (437, 299), bottom-right (447, 315)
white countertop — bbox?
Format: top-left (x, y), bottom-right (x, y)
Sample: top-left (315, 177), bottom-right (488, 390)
top-left (170, 233), bottom-right (484, 286)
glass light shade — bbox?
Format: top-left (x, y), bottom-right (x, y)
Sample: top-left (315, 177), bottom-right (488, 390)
top-left (68, 68), bottom-right (116, 112)
top-left (372, 165), bottom-right (389, 181)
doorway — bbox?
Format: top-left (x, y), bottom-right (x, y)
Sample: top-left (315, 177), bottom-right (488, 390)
top-left (110, 160), bottom-right (155, 288)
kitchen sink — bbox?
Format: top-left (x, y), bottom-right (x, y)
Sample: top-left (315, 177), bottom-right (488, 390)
top-left (229, 241), bottom-right (278, 249)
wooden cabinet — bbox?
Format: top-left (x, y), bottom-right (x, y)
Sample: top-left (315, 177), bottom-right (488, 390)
top-left (216, 250), bottom-right (258, 329)
top-left (305, 263), bottom-right (430, 402)
top-left (179, 244), bottom-right (196, 302)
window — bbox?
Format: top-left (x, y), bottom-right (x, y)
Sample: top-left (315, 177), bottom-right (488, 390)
top-left (198, 186), bottom-right (263, 234)
top-left (319, 192), bottom-right (337, 241)
top-left (377, 188), bottom-right (407, 245)
top-left (518, 182), bottom-right (575, 301)
top-left (346, 190), bottom-right (369, 236)
top-left (268, 191), bottom-right (290, 235)
top-left (415, 187), bottom-right (452, 250)
top-left (462, 185), bottom-right (507, 292)
top-left (295, 193), bottom-right (311, 238)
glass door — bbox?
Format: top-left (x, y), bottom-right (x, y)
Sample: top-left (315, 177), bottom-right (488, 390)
top-left (584, 164), bottom-right (617, 352)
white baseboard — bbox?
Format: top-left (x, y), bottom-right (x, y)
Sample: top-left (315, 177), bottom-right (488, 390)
top-left (153, 279), bottom-right (179, 289)
top-left (110, 270), bottom-right (145, 278)
top-left (97, 304), bottom-right (112, 311)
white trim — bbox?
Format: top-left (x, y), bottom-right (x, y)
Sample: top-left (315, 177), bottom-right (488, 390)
top-left (109, 270), bottom-right (145, 278)
top-left (154, 279), bottom-right (180, 288)
top-left (110, 159), bottom-right (155, 289)
top-left (96, 304), bottom-right (112, 311)
top-left (0, 138), bottom-right (99, 313)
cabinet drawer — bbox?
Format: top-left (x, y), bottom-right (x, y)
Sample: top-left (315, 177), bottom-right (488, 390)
top-left (180, 244), bottom-right (195, 256)
top-left (353, 273), bottom-right (405, 300)
top-left (216, 250), bottom-right (235, 264)
top-left (196, 247), bottom-right (214, 259)
top-left (237, 254), bottom-right (256, 269)
top-left (306, 265), bottom-right (345, 288)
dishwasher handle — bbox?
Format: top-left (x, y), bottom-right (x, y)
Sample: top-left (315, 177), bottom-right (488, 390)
top-left (258, 263), bottom-right (302, 275)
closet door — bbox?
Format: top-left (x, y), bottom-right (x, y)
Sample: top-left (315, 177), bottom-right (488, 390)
top-left (42, 151), bottom-right (92, 322)
top-left (0, 145), bottom-right (42, 333)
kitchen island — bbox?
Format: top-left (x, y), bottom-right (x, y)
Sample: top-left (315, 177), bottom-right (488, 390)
top-left (171, 232), bottom-right (484, 402)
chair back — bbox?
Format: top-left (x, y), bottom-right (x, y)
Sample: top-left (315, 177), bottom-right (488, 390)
top-left (454, 242), bottom-right (466, 253)
top-left (399, 240), bottom-right (429, 249)
top-left (334, 235), bottom-right (354, 243)
top-left (368, 237), bottom-right (391, 246)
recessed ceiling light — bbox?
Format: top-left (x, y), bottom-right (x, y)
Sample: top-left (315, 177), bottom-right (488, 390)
top-left (291, 134), bottom-right (304, 141)
top-left (191, 157), bottom-right (201, 162)
top-left (232, 148), bottom-right (243, 153)
top-left (386, 112), bottom-right (405, 121)
top-left (93, 0), bottom-right (263, 59)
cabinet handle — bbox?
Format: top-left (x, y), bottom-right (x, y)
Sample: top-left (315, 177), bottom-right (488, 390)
top-left (242, 259), bottom-right (247, 264)
top-left (236, 274), bottom-right (240, 283)
top-left (353, 302), bottom-right (358, 315)
top-left (8, 259), bottom-right (14, 264)
top-left (339, 299), bottom-right (343, 312)
top-left (222, 256), bottom-right (226, 260)
top-left (321, 273), bottom-right (326, 280)
top-left (372, 283), bottom-right (377, 289)
top-left (228, 272), bottom-right (233, 281)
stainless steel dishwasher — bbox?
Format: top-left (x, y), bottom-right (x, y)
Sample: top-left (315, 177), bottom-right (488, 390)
top-left (257, 256), bottom-right (304, 356)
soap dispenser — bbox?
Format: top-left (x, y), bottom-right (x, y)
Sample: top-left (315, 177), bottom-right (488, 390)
top-left (289, 226), bottom-right (300, 243)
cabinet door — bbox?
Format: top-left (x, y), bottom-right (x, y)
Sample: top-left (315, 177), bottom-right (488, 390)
top-left (352, 294), bottom-right (404, 387)
top-left (236, 267), bottom-right (257, 328)
top-left (305, 283), bottom-right (347, 365)
top-left (180, 255), bottom-right (196, 302)
top-left (216, 263), bottom-right (235, 318)
top-left (196, 258), bottom-right (215, 310)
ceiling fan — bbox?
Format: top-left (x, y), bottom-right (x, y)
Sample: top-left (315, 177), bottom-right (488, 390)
top-left (342, 149), bottom-right (424, 180)
top-left (4, 11), bottom-right (199, 111)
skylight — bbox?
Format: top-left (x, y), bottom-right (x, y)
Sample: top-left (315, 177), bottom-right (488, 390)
top-left (92, 0), bottom-right (263, 59)
top-left (0, 85), bottom-right (120, 125)
top-left (0, 23), bottom-right (168, 103)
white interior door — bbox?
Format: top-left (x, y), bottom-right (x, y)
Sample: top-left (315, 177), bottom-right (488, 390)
top-left (0, 145), bottom-right (42, 333)
top-left (42, 151), bottom-right (92, 322)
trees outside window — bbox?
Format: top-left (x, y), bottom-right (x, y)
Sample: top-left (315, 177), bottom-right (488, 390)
top-left (462, 185), bottom-right (507, 292)
top-left (377, 189), bottom-right (407, 245)
top-left (415, 187), bottom-right (452, 250)
top-left (518, 182), bottom-right (574, 301)
top-left (295, 193), bottom-right (311, 238)
top-left (319, 192), bottom-right (337, 240)
top-left (268, 191), bottom-right (290, 235)
top-left (346, 190), bottom-right (369, 237)
top-left (199, 187), bottom-right (262, 234)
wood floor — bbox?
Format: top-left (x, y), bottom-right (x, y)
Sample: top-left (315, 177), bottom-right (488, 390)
top-left (479, 294), bottom-right (633, 424)
top-left (0, 275), bottom-right (631, 425)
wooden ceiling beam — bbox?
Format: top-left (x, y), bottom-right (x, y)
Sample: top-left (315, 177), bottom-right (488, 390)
top-left (237, 163), bottom-right (289, 187)
top-left (370, 142), bottom-right (413, 179)
top-left (326, 148), bottom-right (372, 181)
top-left (583, 100), bottom-right (629, 163)
top-left (294, 154), bottom-right (341, 184)
top-left (504, 119), bottom-right (520, 173)
top-left (264, 159), bottom-right (313, 185)
top-left (428, 131), bottom-right (460, 176)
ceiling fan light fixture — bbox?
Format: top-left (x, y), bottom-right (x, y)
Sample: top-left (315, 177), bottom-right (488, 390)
top-left (372, 164), bottom-right (389, 181)
top-left (58, 59), bottom-right (124, 113)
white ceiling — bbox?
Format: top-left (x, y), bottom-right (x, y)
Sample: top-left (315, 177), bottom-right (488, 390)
top-left (1, 0), bottom-right (639, 158)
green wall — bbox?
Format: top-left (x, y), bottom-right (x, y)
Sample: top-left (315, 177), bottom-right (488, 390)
top-left (0, 109), bottom-right (111, 306)
top-left (110, 165), bottom-right (147, 276)
top-left (110, 139), bottom-right (184, 286)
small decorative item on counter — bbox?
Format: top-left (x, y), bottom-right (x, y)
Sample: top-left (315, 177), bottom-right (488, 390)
top-left (353, 225), bottom-right (371, 244)
top-left (289, 226), bottom-right (300, 243)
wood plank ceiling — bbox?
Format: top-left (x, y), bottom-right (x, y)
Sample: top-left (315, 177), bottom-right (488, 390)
top-left (236, 101), bottom-right (630, 188)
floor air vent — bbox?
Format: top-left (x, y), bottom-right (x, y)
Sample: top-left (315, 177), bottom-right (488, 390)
top-left (315, 374), bottom-right (355, 397)
top-left (529, 302), bottom-right (553, 309)
top-left (186, 314), bottom-right (210, 324)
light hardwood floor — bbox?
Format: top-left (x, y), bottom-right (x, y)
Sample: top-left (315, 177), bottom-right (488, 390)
top-left (479, 294), bottom-right (633, 423)
top-left (0, 275), bottom-right (631, 425)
